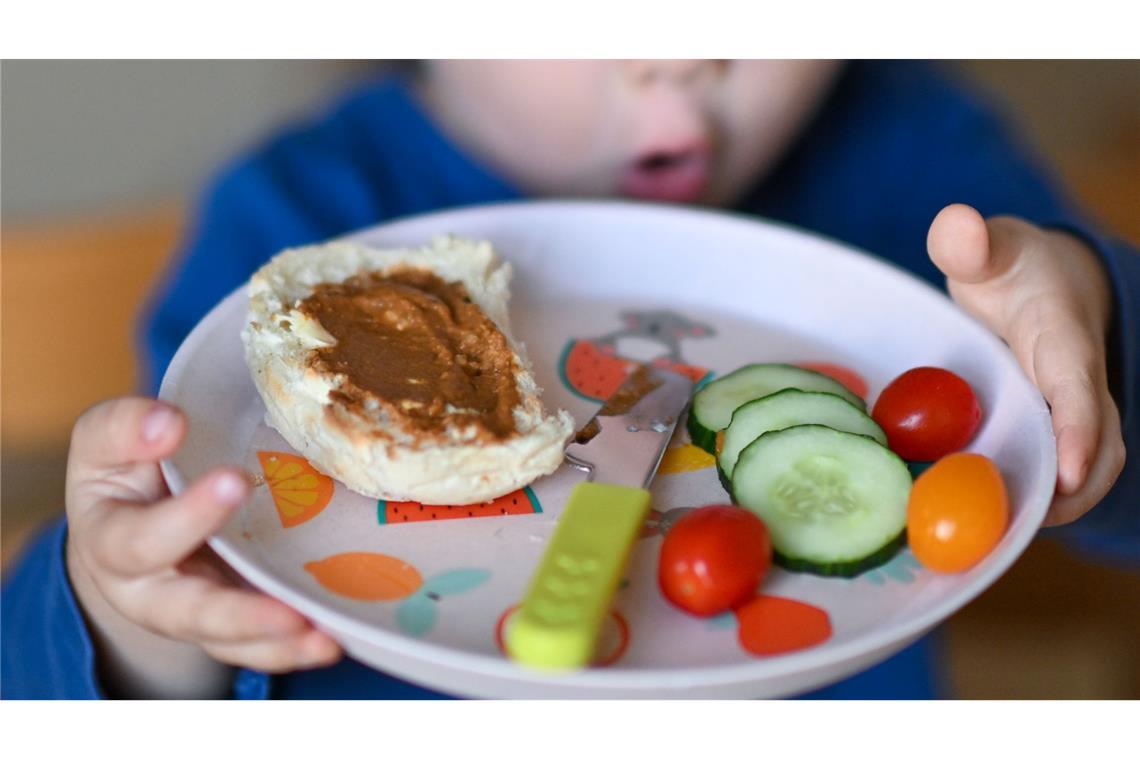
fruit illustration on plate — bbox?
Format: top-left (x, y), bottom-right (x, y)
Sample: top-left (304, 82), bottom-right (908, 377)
top-left (734, 595), bottom-right (833, 656)
top-left (397, 568), bottom-right (492, 637)
top-left (646, 500), bottom-right (833, 657)
top-left (795, 362), bottom-right (869, 400)
top-left (657, 443), bottom-right (717, 475)
top-left (378, 486), bottom-right (541, 525)
top-left (304, 553), bottom-right (491, 638)
top-left (559, 310), bottom-right (714, 402)
top-left (304, 552), bottom-right (423, 601)
top-left (257, 450), bottom-right (335, 528)
top-left (560, 340), bottom-right (636, 401)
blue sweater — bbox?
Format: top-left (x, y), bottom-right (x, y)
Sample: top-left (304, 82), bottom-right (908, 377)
top-left (4, 61), bottom-right (1137, 699)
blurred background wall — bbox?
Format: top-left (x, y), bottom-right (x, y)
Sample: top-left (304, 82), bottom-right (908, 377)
top-left (3, 60), bottom-right (1138, 697)
top-left (3, 61), bottom-right (382, 219)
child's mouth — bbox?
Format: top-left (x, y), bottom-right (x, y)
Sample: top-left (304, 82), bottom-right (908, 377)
top-left (619, 149), bottom-right (711, 203)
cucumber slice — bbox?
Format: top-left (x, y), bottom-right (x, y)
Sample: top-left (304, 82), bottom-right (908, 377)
top-left (732, 425), bottom-right (911, 577)
top-left (719, 389), bottom-right (887, 480)
top-left (687, 363), bottom-right (865, 453)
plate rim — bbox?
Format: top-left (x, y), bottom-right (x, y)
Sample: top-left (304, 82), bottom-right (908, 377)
top-left (159, 199), bottom-right (1057, 695)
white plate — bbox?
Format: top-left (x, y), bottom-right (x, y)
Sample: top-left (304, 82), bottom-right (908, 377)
top-left (160, 200), bottom-right (1055, 698)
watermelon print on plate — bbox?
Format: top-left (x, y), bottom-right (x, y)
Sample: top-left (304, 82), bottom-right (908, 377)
top-left (559, 309), bottom-right (714, 402)
top-left (377, 486), bottom-right (541, 525)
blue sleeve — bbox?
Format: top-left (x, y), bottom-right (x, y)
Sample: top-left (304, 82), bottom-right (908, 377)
top-left (927, 70), bottom-right (1140, 561)
top-left (139, 92), bottom-right (395, 393)
top-left (0, 97), bottom-right (381, 701)
top-left (1, 128), bottom-right (344, 696)
top-left (752, 62), bottom-right (1140, 563)
top-left (106, 89), bottom-right (403, 698)
top-left (1, 518), bottom-right (104, 699)
top-left (140, 150), bottom-right (326, 394)
top-left (899, 70), bottom-right (1140, 564)
top-left (0, 517), bottom-right (274, 699)
top-left (1045, 230), bottom-right (1140, 567)
top-left (141, 172), bottom-right (305, 393)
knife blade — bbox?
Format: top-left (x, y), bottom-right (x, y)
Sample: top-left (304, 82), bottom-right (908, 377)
top-left (504, 364), bottom-right (694, 670)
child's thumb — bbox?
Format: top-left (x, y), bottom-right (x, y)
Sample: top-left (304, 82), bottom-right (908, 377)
top-left (927, 203), bottom-right (1023, 286)
top-left (69, 396), bottom-right (186, 475)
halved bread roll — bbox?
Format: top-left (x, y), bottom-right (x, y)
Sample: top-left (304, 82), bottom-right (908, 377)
top-left (242, 236), bottom-right (574, 504)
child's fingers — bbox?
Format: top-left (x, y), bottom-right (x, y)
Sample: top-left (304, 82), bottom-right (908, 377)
top-left (131, 573), bottom-right (312, 645)
top-left (202, 629), bottom-right (342, 674)
top-left (1045, 390), bottom-right (1127, 526)
top-left (86, 467), bottom-right (249, 577)
top-left (1029, 321), bottom-right (1102, 494)
top-left (176, 546), bottom-right (246, 587)
top-left (69, 397), bottom-right (186, 477)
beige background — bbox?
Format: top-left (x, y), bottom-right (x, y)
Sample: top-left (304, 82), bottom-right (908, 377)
top-left (2, 60), bottom-right (1138, 698)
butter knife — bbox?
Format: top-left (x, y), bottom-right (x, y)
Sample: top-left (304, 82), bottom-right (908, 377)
top-left (504, 364), bottom-right (693, 670)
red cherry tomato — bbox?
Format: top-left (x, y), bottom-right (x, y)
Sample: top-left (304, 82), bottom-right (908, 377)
top-left (658, 505), bottom-right (771, 617)
top-left (908, 452), bottom-right (1009, 573)
top-left (871, 367), bottom-right (981, 461)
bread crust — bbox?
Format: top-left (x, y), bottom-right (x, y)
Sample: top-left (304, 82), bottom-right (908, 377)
top-left (242, 237), bottom-right (574, 504)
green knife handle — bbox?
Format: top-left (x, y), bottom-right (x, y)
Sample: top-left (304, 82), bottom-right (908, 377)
top-left (504, 481), bottom-right (651, 671)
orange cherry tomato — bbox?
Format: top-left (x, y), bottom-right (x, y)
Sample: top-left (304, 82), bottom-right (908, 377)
top-left (907, 452), bottom-right (1009, 573)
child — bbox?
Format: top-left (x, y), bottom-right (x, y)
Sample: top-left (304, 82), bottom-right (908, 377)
top-left (3, 60), bottom-right (1135, 699)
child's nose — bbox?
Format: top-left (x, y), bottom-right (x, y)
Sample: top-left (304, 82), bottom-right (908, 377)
top-left (626, 60), bottom-right (728, 88)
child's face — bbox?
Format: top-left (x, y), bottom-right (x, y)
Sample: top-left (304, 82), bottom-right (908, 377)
top-left (419, 60), bottom-right (840, 206)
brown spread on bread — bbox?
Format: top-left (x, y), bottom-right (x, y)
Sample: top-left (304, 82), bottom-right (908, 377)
top-left (297, 267), bottom-right (521, 442)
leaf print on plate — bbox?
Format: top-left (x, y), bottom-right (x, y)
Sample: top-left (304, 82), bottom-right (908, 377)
top-left (423, 568), bottom-right (492, 596)
top-left (908, 461), bottom-right (934, 479)
top-left (862, 550), bottom-right (923, 586)
top-left (706, 611), bottom-right (737, 630)
top-left (396, 594), bottom-right (437, 638)
top-left (257, 451), bottom-right (334, 528)
top-left (395, 568), bottom-right (491, 638)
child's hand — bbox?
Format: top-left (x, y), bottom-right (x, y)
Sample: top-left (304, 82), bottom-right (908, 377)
top-left (928, 204), bottom-right (1126, 526)
top-left (65, 397), bottom-right (341, 698)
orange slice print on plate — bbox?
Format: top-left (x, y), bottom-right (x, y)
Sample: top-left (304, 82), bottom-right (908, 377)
top-left (304, 552), bottom-right (424, 601)
top-left (257, 451), bottom-right (335, 528)
top-left (657, 443), bottom-right (717, 475)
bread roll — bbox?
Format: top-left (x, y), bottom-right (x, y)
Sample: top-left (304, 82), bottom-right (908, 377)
top-left (242, 236), bottom-right (574, 504)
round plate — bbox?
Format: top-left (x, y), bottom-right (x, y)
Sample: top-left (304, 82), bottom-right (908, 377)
top-left (159, 200), bottom-right (1055, 698)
